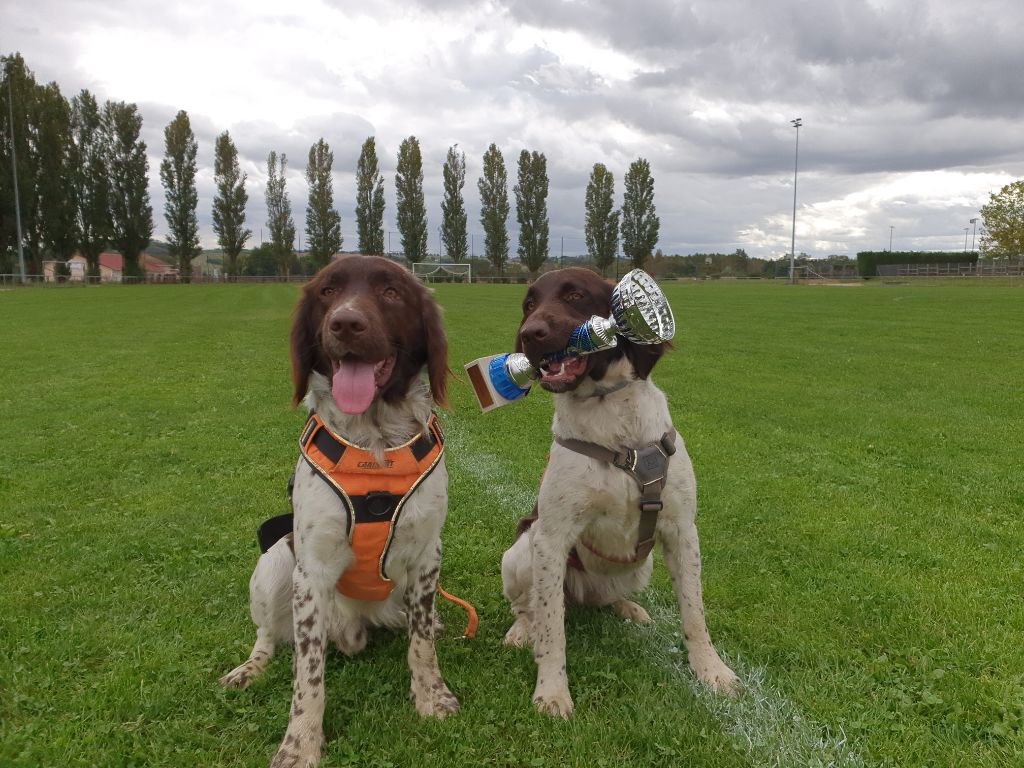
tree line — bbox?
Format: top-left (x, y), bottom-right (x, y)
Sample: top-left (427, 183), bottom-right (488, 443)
top-left (2, 53), bottom-right (662, 281)
top-left (1, 53), bottom-right (153, 278)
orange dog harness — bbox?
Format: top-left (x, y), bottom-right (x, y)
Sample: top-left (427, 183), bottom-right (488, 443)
top-left (298, 412), bottom-right (445, 601)
top-left (255, 412), bottom-right (477, 637)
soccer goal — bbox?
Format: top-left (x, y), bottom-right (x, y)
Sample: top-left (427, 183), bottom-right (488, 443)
top-left (411, 262), bottom-right (472, 283)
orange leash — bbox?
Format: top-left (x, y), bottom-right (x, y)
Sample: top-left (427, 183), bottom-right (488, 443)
top-left (437, 584), bottom-right (478, 639)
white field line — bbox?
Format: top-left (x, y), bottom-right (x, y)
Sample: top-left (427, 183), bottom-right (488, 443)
top-left (443, 426), bottom-right (538, 518)
top-left (646, 602), bottom-right (868, 768)
top-left (444, 420), bottom-right (869, 768)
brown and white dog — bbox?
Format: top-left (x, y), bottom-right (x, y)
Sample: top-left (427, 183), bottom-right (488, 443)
top-left (220, 255), bottom-right (457, 768)
top-left (500, 267), bottom-right (738, 717)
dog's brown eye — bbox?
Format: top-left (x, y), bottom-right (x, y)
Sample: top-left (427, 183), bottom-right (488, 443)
top-left (382, 286), bottom-right (400, 301)
top-left (320, 286), bottom-right (336, 298)
top-left (524, 299), bottom-right (536, 313)
top-left (566, 290), bottom-right (583, 301)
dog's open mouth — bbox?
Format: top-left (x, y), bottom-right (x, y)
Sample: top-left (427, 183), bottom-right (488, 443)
top-left (331, 354), bottom-right (396, 414)
top-left (538, 355), bottom-right (587, 389)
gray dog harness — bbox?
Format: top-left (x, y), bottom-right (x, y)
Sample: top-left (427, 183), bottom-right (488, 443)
top-left (553, 428), bottom-right (677, 562)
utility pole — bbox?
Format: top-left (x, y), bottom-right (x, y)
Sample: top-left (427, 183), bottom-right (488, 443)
top-left (789, 118), bottom-right (802, 284)
top-left (7, 71), bottom-right (26, 283)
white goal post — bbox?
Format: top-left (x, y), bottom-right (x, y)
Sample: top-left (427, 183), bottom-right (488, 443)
top-left (411, 262), bottom-right (472, 283)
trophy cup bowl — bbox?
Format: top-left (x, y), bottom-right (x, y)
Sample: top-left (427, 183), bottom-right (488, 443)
top-left (610, 268), bottom-right (676, 344)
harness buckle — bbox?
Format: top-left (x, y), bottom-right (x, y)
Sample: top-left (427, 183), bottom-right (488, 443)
top-left (612, 449), bottom-right (635, 471)
top-left (640, 499), bottom-right (663, 514)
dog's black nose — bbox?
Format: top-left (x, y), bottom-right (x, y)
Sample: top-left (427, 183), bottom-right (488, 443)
top-left (329, 308), bottom-right (368, 337)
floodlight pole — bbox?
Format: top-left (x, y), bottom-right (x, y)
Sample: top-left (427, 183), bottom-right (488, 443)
top-left (969, 217), bottom-right (978, 252)
top-left (7, 70), bottom-right (27, 284)
top-left (789, 118), bottom-right (802, 284)
top-left (889, 225), bottom-right (894, 252)
top-left (963, 227), bottom-right (969, 253)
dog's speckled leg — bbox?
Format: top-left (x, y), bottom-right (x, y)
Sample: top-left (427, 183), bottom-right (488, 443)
top-left (270, 564), bottom-right (327, 768)
top-left (405, 545), bottom-right (459, 718)
top-left (660, 518), bottom-right (739, 695)
top-left (529, 522), bottom-right (574, 717)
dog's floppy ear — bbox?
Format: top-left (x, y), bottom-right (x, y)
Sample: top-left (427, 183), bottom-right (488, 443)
top-left (421, 289), bottom-right (450, 408)
top-left (622, 339), bottom-right (669, 380)
top-left (290, 280), bottom-right (322, 407)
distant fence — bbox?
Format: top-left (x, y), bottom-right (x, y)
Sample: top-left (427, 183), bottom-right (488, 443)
top-left (882, 262), bottom-right (1024, 277)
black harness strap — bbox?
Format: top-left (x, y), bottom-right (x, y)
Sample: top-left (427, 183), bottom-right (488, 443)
top-left (553, 429), bottom-right (677, 561)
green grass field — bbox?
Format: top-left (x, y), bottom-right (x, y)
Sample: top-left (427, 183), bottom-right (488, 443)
top-left (2, 279), bottom-right (1022, 767)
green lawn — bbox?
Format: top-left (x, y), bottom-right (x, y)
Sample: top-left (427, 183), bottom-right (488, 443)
top-left (1, 279), bottom-right (1022, 767)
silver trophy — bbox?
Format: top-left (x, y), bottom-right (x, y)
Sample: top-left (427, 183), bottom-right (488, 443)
top-left (465, 269), bottom-right (675, 411)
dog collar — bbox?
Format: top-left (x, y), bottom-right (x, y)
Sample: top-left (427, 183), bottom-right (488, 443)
top-left (575, 379), bottom-right (635, 400)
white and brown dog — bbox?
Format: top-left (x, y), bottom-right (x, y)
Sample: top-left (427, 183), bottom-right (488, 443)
top-left (500, 267), bottom-right (738, 717)
top-left (220, 256), bottom-right (458, 768)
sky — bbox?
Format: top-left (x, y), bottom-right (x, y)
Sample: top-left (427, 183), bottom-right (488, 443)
top-left (5, 0), bottom-right (1023, 260)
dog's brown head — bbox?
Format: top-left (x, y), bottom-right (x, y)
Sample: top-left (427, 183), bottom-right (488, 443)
top-left (291, 255), bottom-right (448, 413)
top-left (516, 267), bottom-right (665, 393)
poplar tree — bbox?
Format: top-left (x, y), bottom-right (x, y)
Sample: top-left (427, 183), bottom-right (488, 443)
top-left (478, 143), bottom-right (510, 273)
top-left (36, 81), bottom-right (79, 266)
top-left (514, 149), bottom-right (549, 276)
top-left (159, 110), bottom-right (201, 282)
top-left (395, 136), bottom-right (427, 262)
top-left (304, 138), bottom-right (342, 269)
top-left (440, 144), bottom-right (467, 262)
top-left (621, 158), bottom-right (660, 269)
top-left (212, 131), bottom-right (250, 277)
top-left (70, 89), bottom-right (111, 279)
top-left (584, 163), bottom-right (619, 275)
top-left (355, 137), bottom-right (385, 255)
top-left (104, 100), bottom-right (152, 278)
top-left (265, 151), bottom-right (296, 276)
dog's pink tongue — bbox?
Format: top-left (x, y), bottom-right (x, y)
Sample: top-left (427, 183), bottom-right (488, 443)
top-left (332, 360), bottom-right (377, 414)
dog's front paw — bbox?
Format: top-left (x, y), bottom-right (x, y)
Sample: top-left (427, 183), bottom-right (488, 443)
top-left (412, 681), bottom-right (460, 718)
top-left (691, 655), bottom-right (740, 696)
top-left (218, 663), bottom-right (255, 689)
top-left (269, 734), bottom-right (321, 768)
top-left (612, 599), bottom-right (652, 624)
top-left (533, 687), bottom-right (574, 718)
top-left (503, 616), bottom-right (531, 647)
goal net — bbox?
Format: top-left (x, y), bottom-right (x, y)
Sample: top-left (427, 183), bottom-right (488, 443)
top-left (411, 262), bottom-right (472, 283)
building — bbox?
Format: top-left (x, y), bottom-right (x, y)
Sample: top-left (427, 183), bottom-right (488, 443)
top-left (43, 252), bottom-right (176, 282)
